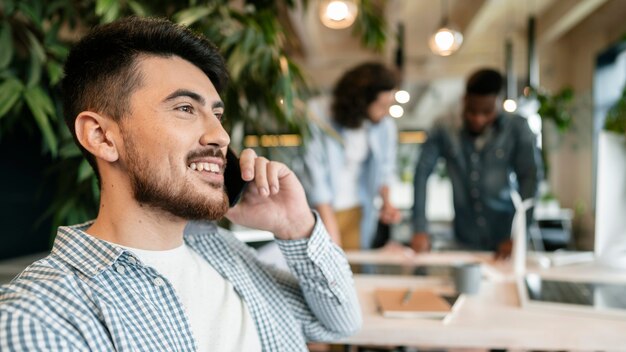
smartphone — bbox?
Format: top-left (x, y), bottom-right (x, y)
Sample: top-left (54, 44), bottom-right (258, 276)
top-left (224, 148), bottom-right (248, 207)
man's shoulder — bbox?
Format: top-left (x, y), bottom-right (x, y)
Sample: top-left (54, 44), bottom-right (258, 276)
top-left (1, 256), bottom-right (79, 312)
top-left (501, 112), bottom-right (530, 128)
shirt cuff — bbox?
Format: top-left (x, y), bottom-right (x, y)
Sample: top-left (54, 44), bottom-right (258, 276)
top-left (275, 210), bottom-right (329, 262)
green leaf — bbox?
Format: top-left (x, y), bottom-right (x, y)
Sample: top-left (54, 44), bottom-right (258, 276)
top-left (96, 0), bottom-right (120, 23)
top-left (0, 23), bottom-right (13, 69)
top-left (174, 6), bottom-right (213, 27)
top-left (0, 77), bottom-right (23, 118)
top-left (78, 159), bottom-right (94, 182)
top-left (128, 0), bottom-right (148, 16)
top-left (25, 30), bottom-right (45, 87)
top-left (1, 0), bottom-right (17, 14)
top-left (27, 52), bottom-right (42, 88)
top-left (48, 43), bottom-right (70, 60)
top-left (46, 61), bottom-right (64, 86)
top-left (59, 141), bottom-right (82, 158)
top-left (17, 2), bottom-right (43, 27)
top-left (23, 86), bottom-right (58, 156)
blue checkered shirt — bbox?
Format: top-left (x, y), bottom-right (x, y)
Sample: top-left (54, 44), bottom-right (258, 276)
top-left (0, 215), bottom-right (361, 351)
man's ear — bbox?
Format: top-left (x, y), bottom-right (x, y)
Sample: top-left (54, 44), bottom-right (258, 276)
top-left (74, 112), bottom-right (120, 162)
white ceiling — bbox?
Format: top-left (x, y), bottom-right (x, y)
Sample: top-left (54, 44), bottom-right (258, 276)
top-left (285, 0), bottom-right (610, 129)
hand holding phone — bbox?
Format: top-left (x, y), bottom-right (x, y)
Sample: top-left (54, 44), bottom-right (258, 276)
top-left (225, 148), bottom-right (315, 240)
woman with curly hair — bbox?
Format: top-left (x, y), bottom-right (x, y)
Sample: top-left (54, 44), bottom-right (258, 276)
top-left (301, 62), bottom-right (402, 250)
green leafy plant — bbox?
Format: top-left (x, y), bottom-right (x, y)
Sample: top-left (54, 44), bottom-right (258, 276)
top-left (533, 86), bottom-right (575, 133)
top-left (527, 86), bottom-right (576, 178)
top-left (0, 0), bottom-right (388, 235)
top-left (604, 85), bottom-right (626, 137)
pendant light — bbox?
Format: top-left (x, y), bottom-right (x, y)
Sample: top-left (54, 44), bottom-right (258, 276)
top-left (319, 0), bottom-right (358, 29)
top-left (429, 0), bottom-right (463, 56)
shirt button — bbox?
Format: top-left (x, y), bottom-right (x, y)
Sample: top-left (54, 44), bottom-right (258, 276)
top-left (477, 217), bottom-right (486, 226)
top-left (153, 277), bottom-right (165, 287)
top-left (116, 265), bottom-right (126, 274)
top-left (471, 153), bottom-right (480, 163)
top-left (470, 171), bottom-right (480, 181)
top-left (128, 257), bottom-right (137, 265)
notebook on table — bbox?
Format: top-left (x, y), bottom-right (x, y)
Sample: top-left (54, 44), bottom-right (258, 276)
top-left (374, 288), bottom-right (462, 319)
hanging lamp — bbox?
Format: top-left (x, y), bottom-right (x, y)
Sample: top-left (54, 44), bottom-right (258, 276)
top-left (429, 0), bottom-right (463, 56)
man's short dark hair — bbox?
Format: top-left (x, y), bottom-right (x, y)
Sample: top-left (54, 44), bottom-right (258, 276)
top-left (465, 68), bottom-right (503, 96)
top-left (61, 17), bottom-right (228, 179)
top-left (331, 62), bottom-right (398, 128)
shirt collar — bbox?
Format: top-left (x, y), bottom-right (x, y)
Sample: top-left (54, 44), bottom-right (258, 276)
top-left (182, 220), bottom-right (219, 245)
top-left (51, 221), bottom-right (126, 278)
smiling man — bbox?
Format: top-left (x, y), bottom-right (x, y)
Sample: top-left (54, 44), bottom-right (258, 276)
top-left (0, 17), bottom-right (361, 351)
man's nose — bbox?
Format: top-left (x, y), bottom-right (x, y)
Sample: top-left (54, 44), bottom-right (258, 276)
top-left (199, 117), bottom-right (230, 148)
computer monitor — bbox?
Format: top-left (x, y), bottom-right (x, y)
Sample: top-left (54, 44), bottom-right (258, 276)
top-left (594, 131), bottom-right (626, 269)
top-left (593, 41), bottom-right (626, 269)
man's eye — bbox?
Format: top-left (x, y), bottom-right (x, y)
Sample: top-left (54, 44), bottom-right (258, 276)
top-left (215, 112), bottom-right (225, 122)
top-left (176, 105), bottom-right (194, 113)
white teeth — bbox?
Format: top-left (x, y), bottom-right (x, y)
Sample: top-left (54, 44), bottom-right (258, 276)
top-left (188, 162), bottom-right (220, 173)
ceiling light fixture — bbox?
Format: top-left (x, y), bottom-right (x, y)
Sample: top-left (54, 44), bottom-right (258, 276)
top-left (429, 0), bottom-right (463, 56)
top-left (319, 0), bottom-right (358, 29)
top-left (395, 90), bottom-right (410, 104)
top-left (389, 105), bottom-right (404, 118)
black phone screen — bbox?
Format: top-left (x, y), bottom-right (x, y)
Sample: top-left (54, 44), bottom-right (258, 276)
top-left (224, 148), bottom-right (248, 207)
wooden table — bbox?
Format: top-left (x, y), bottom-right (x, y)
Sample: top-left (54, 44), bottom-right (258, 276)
top-left (337, 250), bottom-right (626, 351)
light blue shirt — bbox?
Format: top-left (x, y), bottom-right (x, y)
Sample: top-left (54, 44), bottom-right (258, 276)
top-left (300, 97), bottom-right (397, 249)
top-left (0, 215), bottom-right (361, 351)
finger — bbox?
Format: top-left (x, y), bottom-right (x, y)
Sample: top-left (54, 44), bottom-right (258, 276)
top-left (266, 161), bottom-right (282, 195)
top-left (239, 148), bottom-right (257, 181)
top-left (253, 157), bottom-right (270, 196)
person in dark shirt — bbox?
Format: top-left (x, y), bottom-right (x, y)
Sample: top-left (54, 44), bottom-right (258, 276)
top-left (411, 68), bottom-right (542, 259)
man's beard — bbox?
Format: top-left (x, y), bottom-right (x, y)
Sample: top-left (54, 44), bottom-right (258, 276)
top-left (122, 135), bottom-right (229, 221)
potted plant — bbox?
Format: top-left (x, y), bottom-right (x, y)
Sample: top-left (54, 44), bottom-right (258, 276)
top-left (0, 0), bottom-right (388, 245)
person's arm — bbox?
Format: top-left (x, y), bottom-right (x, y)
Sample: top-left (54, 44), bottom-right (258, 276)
top-left (225, 149), bottom-right (361, 339)
top-left (512, 119), bottom-right (542, 202)
top-left (274, 214), bottom-right (361, 341)
top-left (378, 185), bottom-right (401, 225)
top-left (377, 118), bottom-right (402, 225)
top-left (410, 126), bottom-right (443, 252)
top-left (1, 294), bottom-right (76, 351)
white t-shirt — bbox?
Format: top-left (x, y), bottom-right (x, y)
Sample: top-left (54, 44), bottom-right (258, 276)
top-left (115, 242), bottom-right (261, 352)
top-left (333, 126), bottom-right (369, 210)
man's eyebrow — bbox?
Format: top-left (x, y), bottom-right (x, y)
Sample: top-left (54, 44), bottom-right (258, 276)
top-left (163, 89), bottom-right (206, 105)
top-left (212, 101), bottom-right (225, 109)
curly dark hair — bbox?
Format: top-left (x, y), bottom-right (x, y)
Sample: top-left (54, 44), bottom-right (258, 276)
top-left (331, 62), bottom-right (398, 128)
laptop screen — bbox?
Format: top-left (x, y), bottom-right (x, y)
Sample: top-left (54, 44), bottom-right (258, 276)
top-left (524, 274), bottom-right (626, 311)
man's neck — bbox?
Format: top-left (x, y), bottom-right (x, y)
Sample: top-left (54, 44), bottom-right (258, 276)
top-left (86, 183), bottom-right (187, 250)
